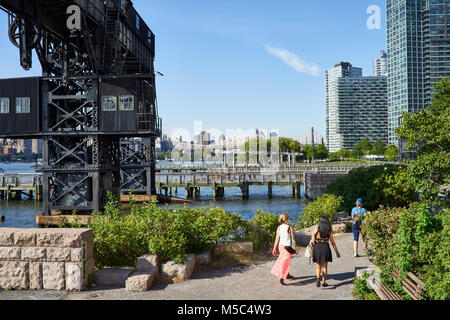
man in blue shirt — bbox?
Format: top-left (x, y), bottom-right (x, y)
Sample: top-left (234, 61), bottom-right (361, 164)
top-left (351, 198), bottom-right (366, 257)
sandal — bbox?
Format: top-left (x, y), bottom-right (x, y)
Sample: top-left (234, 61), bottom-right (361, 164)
top-left (322, 282), bottom-right (328, 287)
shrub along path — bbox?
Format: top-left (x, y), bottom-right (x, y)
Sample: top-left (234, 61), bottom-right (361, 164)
top-left (0, 233), bottom-right (371, 300)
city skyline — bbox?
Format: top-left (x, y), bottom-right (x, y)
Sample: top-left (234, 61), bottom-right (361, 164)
top-left (0, 0), bottom-right (388, 138)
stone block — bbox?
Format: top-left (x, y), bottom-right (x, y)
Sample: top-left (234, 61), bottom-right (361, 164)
top-left (161, 254), bottom-right (196, 282)
top-left (65, 263), bottom-right (84, 291)
top-left (137, 254), bottom-right (160, 277)
top-left (0, 261), bottom-right (29, 289)
top-left (222, 242), bottom-right (253, 254)
top-left (0, 229), bottom-right (15, 246)
top-left (46, 247), bottom-right (71, 262)
top-left (294, 232), bottom-right (313, 247)
top-left (37, 230), bottom-right (80, 248)
top-left (332, 223), bottom-right (349, 234)
top-left (14, 230), bottom-right (36, 247)
top-left (0, 247), bottom-right (21, 260)
top-left (333, 211), bottom-right (350, 222)
top-left (94, 267), bottom-right (134, 286)
top-left (43, 262), bottom-right (65, 290)
top-left (71, 248), bottom-right (83, 262)
top-left (80, 230), bottom-right (94, 255)
top-left (196, 250), bottom-right (211, 265)
top-left (85, 257), bottom-right (95, 276)
top-left (29, 262), bottom-right (43, 290)
top-left (21, 247), bottom-right (46, 262)
top-left (125, 272), bottom-right (156, 292)
top-left (212, 245), bottom-right (225, 256)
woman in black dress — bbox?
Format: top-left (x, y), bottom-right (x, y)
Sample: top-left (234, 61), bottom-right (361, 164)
top-left (310, 216), bottom-right (341, 287)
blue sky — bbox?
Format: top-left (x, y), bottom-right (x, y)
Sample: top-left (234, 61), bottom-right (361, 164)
top-left (0, 0), bottom-right (387, 140)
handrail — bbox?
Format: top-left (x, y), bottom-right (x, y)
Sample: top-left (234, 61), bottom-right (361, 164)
top-left (0, 173), bottom-right (42, 187)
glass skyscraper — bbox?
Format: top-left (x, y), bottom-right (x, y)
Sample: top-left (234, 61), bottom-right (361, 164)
top-left (386, 0), bottom-right (450, 145)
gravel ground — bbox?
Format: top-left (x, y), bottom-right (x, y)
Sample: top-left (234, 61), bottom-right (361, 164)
top-left (0, 233), bottom-right (370, 300)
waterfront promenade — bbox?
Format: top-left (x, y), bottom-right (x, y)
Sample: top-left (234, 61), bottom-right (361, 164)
top-left (0, 233), bottom-right (369, 300)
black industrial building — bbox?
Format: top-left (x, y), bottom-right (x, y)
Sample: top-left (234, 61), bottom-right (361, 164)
top-left (0, 0), bottom-right (162, 214)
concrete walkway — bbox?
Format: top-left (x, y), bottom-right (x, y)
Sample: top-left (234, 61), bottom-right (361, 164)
top-left (0, 233), bottom-right (370, 300)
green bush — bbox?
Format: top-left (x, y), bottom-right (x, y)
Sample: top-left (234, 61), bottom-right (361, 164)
top-left (362, 203), bottom-right (449, 300)
top-left (298, 194), bottom-right (343, 228)
top-left (326, 165), bottom-right (416, 212)
top-left (246, 210), bottom-right (279, 251)
top-left (352, 272), bottom-right (380, 300)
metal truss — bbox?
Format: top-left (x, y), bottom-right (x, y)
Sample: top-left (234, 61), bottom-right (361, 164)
top-left (2, 1), bottom-right (160, 215)
top-left (120, 137), bottom-right (156, 195)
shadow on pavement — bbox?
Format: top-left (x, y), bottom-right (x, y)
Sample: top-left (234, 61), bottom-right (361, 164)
top-left (287, 275), bottom-right (317, 286)
top-left (322, 271), bottom-right (355, 290)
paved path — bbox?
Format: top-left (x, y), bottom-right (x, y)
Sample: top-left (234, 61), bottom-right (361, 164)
top-left (0, 233), bottom-right (370, 300)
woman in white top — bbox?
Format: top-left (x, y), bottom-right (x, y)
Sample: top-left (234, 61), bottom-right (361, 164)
top-left (270, 213), bottom-right (298, 285)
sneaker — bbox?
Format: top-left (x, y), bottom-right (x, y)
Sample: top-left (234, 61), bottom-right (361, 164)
top-left (316, 278), bottom-right (321, 287)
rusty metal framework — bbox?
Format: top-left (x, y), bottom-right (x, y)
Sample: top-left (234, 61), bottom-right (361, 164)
top-left (0, 0), bottom-right (161, 214)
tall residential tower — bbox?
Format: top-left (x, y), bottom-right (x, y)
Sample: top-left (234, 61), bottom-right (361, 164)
top-left (325, 62), bottom-right (388, 153)
top-left (386, 0), bottom-right (450, 145)
top-left (373, 50), bottom-right (388, 76)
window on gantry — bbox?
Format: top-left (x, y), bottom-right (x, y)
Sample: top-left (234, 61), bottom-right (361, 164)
top-left (16, 97), bottom-right (30, 113)
top-left (0, 97), bottom-right (9, 113)
top-left (102, 96), bottom-right (117, 111)
top-left (119, 95), bottom-right (135, 111)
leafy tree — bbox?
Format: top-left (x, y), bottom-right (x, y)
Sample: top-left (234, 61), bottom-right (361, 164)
top-left (396, 77), bottom-right (450, 201)
top-left (279, 137), bottom-right (301, 153)
top-left (372, 139), bottom-right (387, 156)
top-left (302, 145), bottom-right (315, 161)
top-left (352, 139), bottom-right (373, 158)
top-left (385, 145), bottom-right (399, 161)
top-left (315, 144), bottom-right (329, 160)
top-left (329, 148), bottom-right (352, 160)
top-left (374, 166), bottom-right (418, 208)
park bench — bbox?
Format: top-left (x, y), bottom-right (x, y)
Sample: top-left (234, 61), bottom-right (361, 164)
top-left (372, 269), bottom-right (424, 300)
top-left (392, 269), bottom-right (425, 300)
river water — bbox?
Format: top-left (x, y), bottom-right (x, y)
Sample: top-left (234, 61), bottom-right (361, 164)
top-left (0, 162), bottom-right (308, 228)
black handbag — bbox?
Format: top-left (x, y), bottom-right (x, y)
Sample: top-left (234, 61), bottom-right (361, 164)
top-left (284, 226), bottom-right (296, 254)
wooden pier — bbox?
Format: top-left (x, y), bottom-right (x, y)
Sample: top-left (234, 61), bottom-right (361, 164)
top-left (0, 174), bottom-right (42, 201)
top-left (154, 162), bottom-right (386, 200)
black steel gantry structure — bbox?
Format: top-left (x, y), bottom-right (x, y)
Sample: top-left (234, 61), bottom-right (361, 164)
top-left (0, 0), bottom-right (162, 214)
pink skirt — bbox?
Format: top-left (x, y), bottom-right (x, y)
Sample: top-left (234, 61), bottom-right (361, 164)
top-left (270, 245), bottom-right (292, 280)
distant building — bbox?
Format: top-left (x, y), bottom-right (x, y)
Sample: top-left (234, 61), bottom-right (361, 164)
top-left (32, 139), bottom-right (42, 155)
top-left (18, 139), bottom-right (33, 156)
top-left (196, 131), bottom-right (211, 146)
top-left (386, 0), bottom-right (450, 145)
top-left (325, 62), bottom-right (363, 151)
top-left (325, 61), bottom-right (388, 152)
top-left (155, 135), bottom-right (174, 152)
top-left (373, 50), bottom-right (387, 77)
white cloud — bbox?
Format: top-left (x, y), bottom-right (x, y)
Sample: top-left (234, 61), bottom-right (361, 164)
top-left (265, 45), bottom-right (320, 77)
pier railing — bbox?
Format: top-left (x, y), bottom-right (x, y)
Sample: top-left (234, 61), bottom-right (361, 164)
top-left (0, 174), bottom-right (42, 187)
top-left (0, 174), bottom-right (43, 201)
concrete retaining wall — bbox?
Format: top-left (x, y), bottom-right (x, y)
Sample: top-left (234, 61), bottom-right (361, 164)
top-left (0, 228), bottom-right (94, 291)
top-left (304, 172), bottom-right (346, 199)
